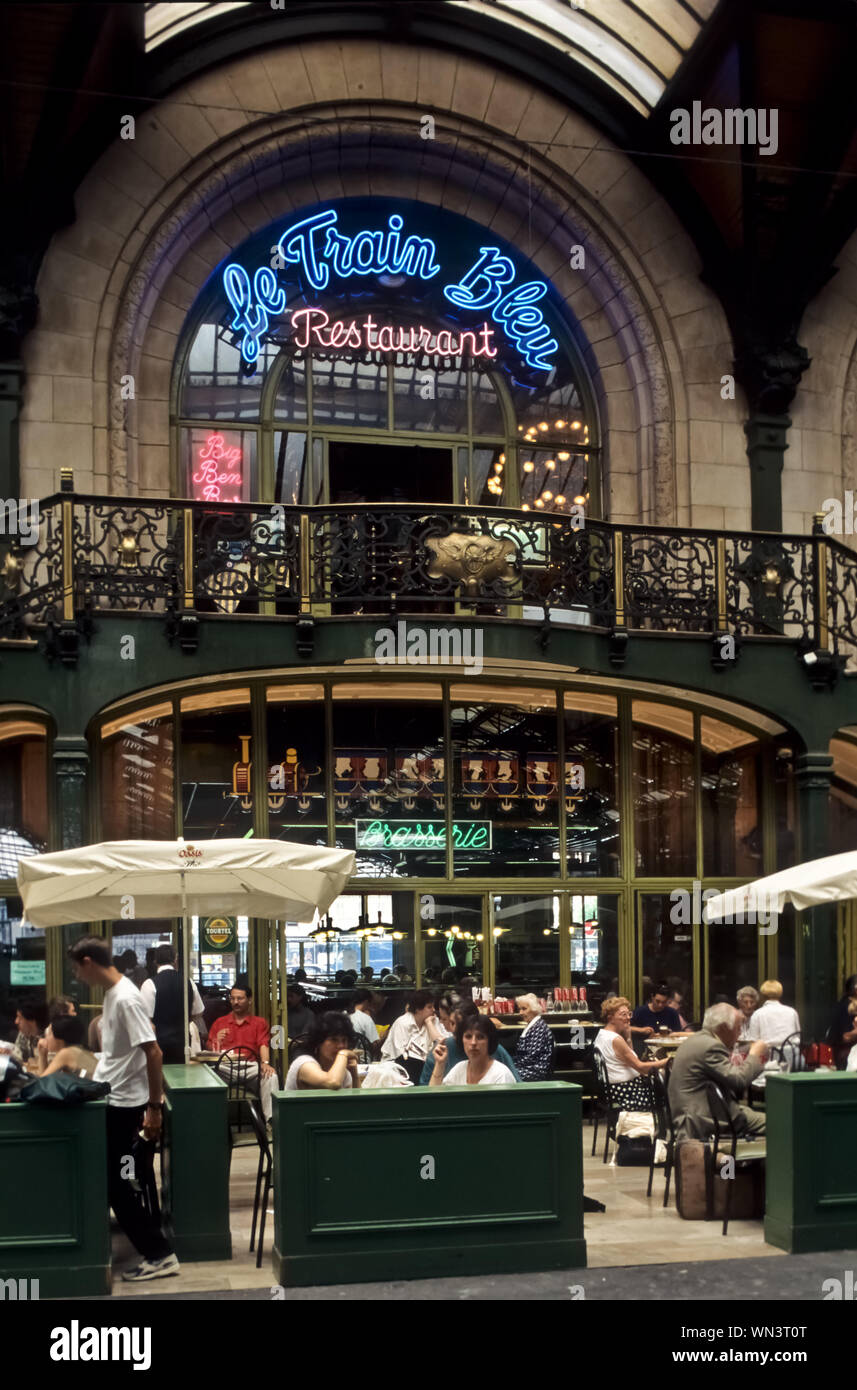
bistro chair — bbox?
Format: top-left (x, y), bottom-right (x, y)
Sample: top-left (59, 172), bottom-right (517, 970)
top-left (214, 1044), bottom-right (261, 1156)
top-left (591, 1048), bottom-right (621, 1163)
top-left (246, 1097), bottom-right (274, 1269)
top-left (646, 1068), bottom-right (677, 1207)
top-left (705, 1080), bottom-right (766, 1235)
top-left (769, 1031), bottom-right (803, 1072)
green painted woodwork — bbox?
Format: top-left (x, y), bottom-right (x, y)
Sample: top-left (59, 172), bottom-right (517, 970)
top-left (271, 1080), bottom-right (585, 1286)
top-left (745, 414), bottom-right (790, 532)
top-left (0, 1098), bottom-right (111, 1298)
top-left (765, 1073), bottom-right (857, 1253)
top-left (162, 1064), bottom-right (232, 1261)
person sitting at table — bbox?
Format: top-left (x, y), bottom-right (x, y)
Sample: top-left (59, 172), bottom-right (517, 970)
top-left (513, 993), bottom-right (554, 1081)
top-left (207, 979), bottom-right (278, 1123)
top-left (630, 984), bottom-right (683, 1039)
top-left (668, 1002), bottom-right (768, 1142)
top-left (667, 988), bottom-right (689, 1030)
top-left (418, 998), bottom-right (521, 1083)
top-left (745, 980), bottom-right (800, 1048)
top-left (349, 989), bottom-right (381, 1059)
top-left (48, 994), bottom-right (77, 1018)
top-left (828, 974), bottom-right (857, 1069)
top-left (286, 984), bottom-right (315, 1039)
top-left (736, 985), bottom-right (760, 1042)
top-left (380, 989), bottom-right (438, 1083)
top-left (845, 1002), bottom-right (857, 1072)
top-left (35, 1013), bottom-right (98, 1078)
top-left (429, 1014), bottom-right (517, 1086)
top-left (11, 999), bottom-right (47, 1065)
top-left (284, 1012), bottom-right (362, 1090)
top-left (594, 996), bottom-right (669, 1109)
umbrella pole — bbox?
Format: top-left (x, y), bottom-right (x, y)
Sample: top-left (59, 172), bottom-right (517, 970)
top-left (181, 869), bottom-right (191, 1063)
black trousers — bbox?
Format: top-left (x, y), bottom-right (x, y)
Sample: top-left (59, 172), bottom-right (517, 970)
top-left (105, 1103), bottom-right (172, 1263)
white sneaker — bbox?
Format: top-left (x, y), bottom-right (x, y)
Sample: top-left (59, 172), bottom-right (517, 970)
top-left (121, 1253), bottom-right (180, 1282)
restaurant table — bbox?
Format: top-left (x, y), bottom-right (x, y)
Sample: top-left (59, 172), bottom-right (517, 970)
top-left (644, 1034), bottom-right (692, 1056)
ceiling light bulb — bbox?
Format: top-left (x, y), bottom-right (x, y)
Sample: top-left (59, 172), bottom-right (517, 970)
top-left (538, 422), bottom-right (549, 431)
top-left (545, 459), bottom-right (555, 469)
top-left (535, 498), bottom-right (545, 508)
top-left (571, 420), bottom-right (581, 429)
top-left (542, 490), bottom-right (553, 500)
top-left (555, 419), bottom-right (566, 429)
top-left (499, 453), bottom-right (505, 464)
top-left (523, 460), bottom-right (534, 472)
top-left (476, 933), bottom-right (484, 942)
top-left (426, 928), bottom-right (436, 936)
top-left (555, 494), bottom-right (566, 504)
top-left (521, 503), bottom-right (530, 511)
top-left (558, 451), bottom-right (570, 461)
top-left (573, 494), bottom-right (586, 505)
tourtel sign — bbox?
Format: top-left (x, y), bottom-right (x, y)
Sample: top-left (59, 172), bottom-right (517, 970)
top-left (222, 203), bottom-right (560, 374)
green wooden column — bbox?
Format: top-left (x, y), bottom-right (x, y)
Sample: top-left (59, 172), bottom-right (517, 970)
top-left (765, 1072), bottom-right (857, 1252)
top-left (272, 1081), bottom-right (585, 1287)
top-left (51, 734), bottom-right (92, 1001)
top-left (161, 1064), bottom-right (232, 1261)
top-left (796, 751), bottom-right (836, 1040)
top-left (0, 1099), bottom-right (111, 1297)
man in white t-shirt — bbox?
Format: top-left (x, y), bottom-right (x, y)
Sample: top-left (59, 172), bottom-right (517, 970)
top-left (745, 980), bottom-right (801, 1047)
top-left (349, 989), bottom-right (381, 1058)
top-left (68, 935), bottom-right (180, 1284)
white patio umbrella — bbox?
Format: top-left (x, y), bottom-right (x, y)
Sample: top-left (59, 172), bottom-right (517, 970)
top-left (17, 837), bottom-right (356, 1059)
top-left (702, 849), bottom-right (857, 923)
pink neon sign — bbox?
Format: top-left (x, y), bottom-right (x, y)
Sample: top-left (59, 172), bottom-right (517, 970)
top-left (290, 307), bottom-right (497, 358)
top-left (192, 432), bottom-right (243, 502)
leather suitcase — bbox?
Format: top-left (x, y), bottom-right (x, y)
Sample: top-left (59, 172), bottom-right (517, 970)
top-left (675, 1140), bottom-right (764, 1220)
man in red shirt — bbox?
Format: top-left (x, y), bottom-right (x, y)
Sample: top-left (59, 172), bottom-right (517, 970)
top-left (208, 980), bottom-right (278, 1123)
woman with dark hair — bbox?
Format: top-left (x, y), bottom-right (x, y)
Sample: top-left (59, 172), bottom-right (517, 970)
top-left (429, 1014), bottom-right (516, 1086)
top-left (380, 989), bottom-right (439, 1082)
top-left (284, 1011), bottom-right (363, 1090)
top-left (418, 999), bottom-right (521, 1083)
top-left (48, 995), bottom-right (77, 1018)
top-left (36, 1014), bottom-right (98, 1078)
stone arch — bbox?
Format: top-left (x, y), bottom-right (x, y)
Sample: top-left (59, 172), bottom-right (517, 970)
top-left (21, 37), bottom-right (742, 526)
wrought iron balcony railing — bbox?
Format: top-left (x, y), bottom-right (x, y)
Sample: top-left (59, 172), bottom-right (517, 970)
top-left (0, 489), bottom-right (853, 668)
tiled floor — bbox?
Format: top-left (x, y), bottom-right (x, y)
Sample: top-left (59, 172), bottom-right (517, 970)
top-left (111, 1125), bottom-right (783, 1296)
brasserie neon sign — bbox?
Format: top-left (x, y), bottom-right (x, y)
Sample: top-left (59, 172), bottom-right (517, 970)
top-left (223, 207), bottom-right (558, 372)
top-left (356, 819), bottom-right (491, 850)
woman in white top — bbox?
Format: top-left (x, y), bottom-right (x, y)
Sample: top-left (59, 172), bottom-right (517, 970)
top-left (380, 990), bottom-right (440, 1083)
top-left (594, 996), bottom-right (668, 1109)
top-left (285, 1012), bottom-right (362, 1090)
top-left (429, 1014), bottom-right (516, 1086)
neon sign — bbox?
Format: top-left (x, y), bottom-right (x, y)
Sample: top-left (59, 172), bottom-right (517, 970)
top-left (355, 819), bottom-right (491, 850)
top-left (290, 307), bottom-right (497, 359)
top-left (192, 432), bottom-right (243, 502)
top-left (222, 206), bottom-right (559, 373)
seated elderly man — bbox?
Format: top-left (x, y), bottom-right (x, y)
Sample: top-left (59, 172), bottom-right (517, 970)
top-left (669, 1002), bottom-right (768, 1142)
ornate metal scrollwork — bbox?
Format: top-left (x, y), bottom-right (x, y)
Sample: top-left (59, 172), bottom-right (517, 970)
top-left (425, 532), bottom-right (517, 595)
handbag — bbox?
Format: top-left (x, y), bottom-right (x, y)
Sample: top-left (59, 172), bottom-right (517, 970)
top-left (18, 1072), bottom-right (111, 1105)
top-left (360, 1061), bottom-right (413, 1088)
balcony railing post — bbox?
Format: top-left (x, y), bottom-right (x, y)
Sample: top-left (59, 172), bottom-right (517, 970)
top-left (715, 536), bottom-right (727, 631)
top-left (60, 468), bottom-right (74, 623)
top-left (182, 508), bottom-right (194, 610)
top-left (612, 529), bottom-right (625, 627)
top-left (812, 512), bottom-right (829, 651)
top-left (299, 513), bottom-right (311, 613)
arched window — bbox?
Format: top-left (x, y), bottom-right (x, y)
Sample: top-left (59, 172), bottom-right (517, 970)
top-left (172, 199), bottom-right (600, 516)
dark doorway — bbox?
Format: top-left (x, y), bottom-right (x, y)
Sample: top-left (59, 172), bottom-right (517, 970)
top-left (329, 441), bottom-right (453, 505)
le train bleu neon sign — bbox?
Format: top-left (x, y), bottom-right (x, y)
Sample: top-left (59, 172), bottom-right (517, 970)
top-left (222, 208), bottom-right (559, 372)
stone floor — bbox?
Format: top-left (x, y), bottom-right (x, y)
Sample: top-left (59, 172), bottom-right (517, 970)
top-left (109, 1123), bottom-right (783, 1298)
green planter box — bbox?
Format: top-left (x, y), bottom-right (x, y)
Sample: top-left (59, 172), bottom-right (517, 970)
top-left (272, 1080), bottom-right (585, 1287)
top-left (0, 1099), bottom-right (111, 1298)
top-left (765, 1072), bottom-right (857, 1253)
top-left (162, 1065), bottom-right (231, 1262)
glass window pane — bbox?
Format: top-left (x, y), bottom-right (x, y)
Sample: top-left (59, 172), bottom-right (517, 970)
top-left (0, 721), bottom-right (49, 875)
top-left (0, 898), bottom-right (46, 1042)
top-left (100, 703), bottom-right (174, 839)
top-left (266, 686), bottom-right (327, 847)
top-left (332, 684), bottom-right (445, 878)
top-left (520, 447), bottom-right (588, 518)
top-left (632, 702), bottom-right (696, 876)
top-left (272, 355), bottom-right (308, 424)
top-left (181, 321), bottom-right (278, 420)
top-left (701, 717), bottom-right (761, 877)
top-left (392, 361), bottom-right (468, 433)
top-left (707, 919), bottom-right (759, 1009)
top-left (639, 892), bottom-right (695, 1023)
top-left (451, 685), bottom-right (558, 878)
top-left (569, 893), bottom-right (620, 1019)
top-left (513, 373), bottom-right (586, 436)
top-left (312, 357), bottom-right (387, 429)
top-left (472, 446), bottom-right (506, 506)
top-left (471, 371), bottom-right (504, 434)
top-left (422, 894), bottom-right (484, 989)
top-left (180, 690), bottom-right (253, 839)
top-left (830, 737), bottom-right (857, 855)
top-left (493, 893), bottom-right (560, 995)
top-left (564, 694), bottom-right (620, 876)
top-left (273, 431), bottom-right (309, 505)
top-left (184, 427), bottom-right (257, 503)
